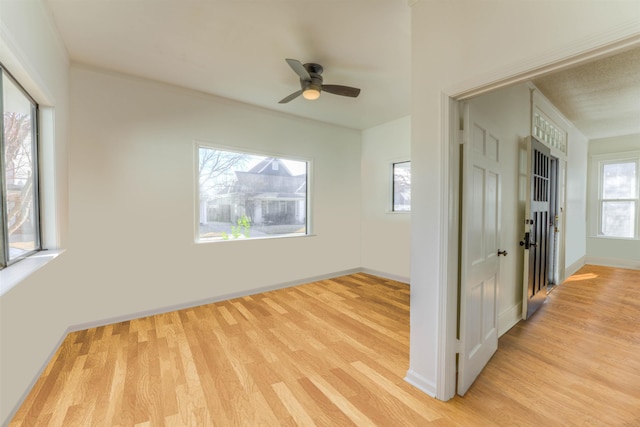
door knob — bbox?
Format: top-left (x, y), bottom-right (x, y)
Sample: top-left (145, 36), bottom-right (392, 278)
top-left (498, 249), bottom-right (508, 257)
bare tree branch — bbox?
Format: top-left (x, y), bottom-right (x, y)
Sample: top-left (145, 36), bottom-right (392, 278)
top-left (3, 112), bottom-right (35, 235)
top-left (199, 148), bottom-right (249, 196)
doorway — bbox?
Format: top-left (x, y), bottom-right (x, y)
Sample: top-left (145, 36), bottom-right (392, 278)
top-left (445, 46), bottom-right (631, 397)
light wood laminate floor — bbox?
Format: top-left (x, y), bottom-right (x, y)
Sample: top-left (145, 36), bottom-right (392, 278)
top-left (9, 266), bottom-right (640, 426)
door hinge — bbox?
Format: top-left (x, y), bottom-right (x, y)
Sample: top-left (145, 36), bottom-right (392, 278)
top-left (455, 339), bottom-right (462, 354)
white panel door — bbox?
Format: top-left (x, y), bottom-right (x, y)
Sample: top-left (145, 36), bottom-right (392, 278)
top-left (458, 102), bottom-right (502, 396)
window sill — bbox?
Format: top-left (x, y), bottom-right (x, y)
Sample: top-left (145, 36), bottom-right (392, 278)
top-left (589, 235), bottom-right (639, 241)
top-left (196, 233), bottom-right (315, 244)
top-left (0, 249), bottom-right (64, 297)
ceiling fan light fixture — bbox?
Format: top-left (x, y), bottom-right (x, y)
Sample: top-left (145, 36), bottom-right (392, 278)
top-left (279, 59), bottom-right (359, 104)
top-left (303, 87), bottom-right (321, 100)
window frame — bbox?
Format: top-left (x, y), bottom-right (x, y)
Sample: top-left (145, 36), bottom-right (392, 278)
top-left (1, 64), bottom-right (42, 269)
top-left (391, 160), bottom-right (411, 213)
top-left (589, 151), bottom-right (640, 240)
top-left (195, 142), bottom-right (312, 243)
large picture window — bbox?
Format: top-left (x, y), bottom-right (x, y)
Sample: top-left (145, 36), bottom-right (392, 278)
top-left (392, 161), bottom-right (411, 212)
top-left (1, 65), bottom-right (41, 269)
top-left (197, 146), bottom-right (308, 241)
top-left (597, 158), bottom-right (639, 238)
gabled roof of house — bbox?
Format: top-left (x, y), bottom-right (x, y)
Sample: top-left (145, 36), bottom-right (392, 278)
top-left (248, 158), bottom-right (293, 177)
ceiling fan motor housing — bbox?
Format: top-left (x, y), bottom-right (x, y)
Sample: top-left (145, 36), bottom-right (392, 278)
top-left (304, 63), bottom-right (324, 75)
top-left (301, 63), bottom-right (323, 91)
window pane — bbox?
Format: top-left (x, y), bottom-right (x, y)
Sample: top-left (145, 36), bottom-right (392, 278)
top-left (601, 201), bottom-right (635, 238)
top-left (198, 147), bottom-right (307, 240)
top-left (393, 161), bottom-right (411, 212)
top-left (602, 162), bottom-right (636, 199)
top-left (2, 72), bottom-right (39, 261)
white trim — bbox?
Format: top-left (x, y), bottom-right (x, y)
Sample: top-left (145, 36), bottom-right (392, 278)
top-left (359, 268), bottom-right (409, 284)
top-left (69, 268), bottom-right (361, 332)
top-left (405, 369), bottom-right (437, 397)
top-left (38, 107), bottom-right (61, 250)
top-left (565, 256), bottom-right (586, 280)
top-left (498, 303), bottom-right (523, 337)
top-left (584, 256), bottom-right (640, 271)
top-left (436, 94), bottom-right (459, 401)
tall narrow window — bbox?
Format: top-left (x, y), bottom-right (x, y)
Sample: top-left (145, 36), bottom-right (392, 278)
top-left (1, 65), bottom-right (41, 268)
top-left (599, 159), bottom-right (638, 238)
top-left (392, 161), bottom-right (411, 212)
top-left (197, 145), bottom-right (308, 241)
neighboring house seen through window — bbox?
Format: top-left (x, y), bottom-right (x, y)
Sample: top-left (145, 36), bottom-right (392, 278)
top-left (392, 161), bottom-right (411, 212)
top-left (1, 65), bottom-right (41, 269)
top-left (198, 146), bottom-right (308, 241)
top-left (596, 157), bottom-right (639, 239)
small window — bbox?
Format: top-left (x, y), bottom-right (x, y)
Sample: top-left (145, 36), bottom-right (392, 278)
top-left (392, 161), bottom-right (411, 212)
top-left (1, 65), bottom-right (41, 269)
top-left (598, 159), bottom-right (638, 238)
top-left (197, 146), bottom-right (308, 241)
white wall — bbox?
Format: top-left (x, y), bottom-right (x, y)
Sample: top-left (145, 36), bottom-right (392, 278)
top-left (409, 0), bottom-right (639, 398)
top-left (590, 133), bottom-right (640, 155)
top-left (64, 65), bottom-right (362, 324)
top-left (1, 48), bottom-right (363, 426)
top-left (587, 133), bottom-right (640, 269)
top-left (564, 126), bottom-right (590, 271)
top-left (361, 116), bottom-right (411, 282)
top-left (0, 0), bottom-right (70, 423)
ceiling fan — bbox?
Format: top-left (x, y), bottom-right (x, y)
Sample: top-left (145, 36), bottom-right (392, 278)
top-left (279, 58), bottom-right (361, 104)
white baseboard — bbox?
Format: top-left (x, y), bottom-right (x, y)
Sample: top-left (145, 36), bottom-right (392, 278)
top-left (565, 256), bottom-right (586, 278)
top-left (359, 268), bottom-right (410, 284)
top-left (498, 303), bottom-right (522, 336)
top-left (404, 369), bottom-right (437, 397)
top-left (584, 256), bottom-right (640, 271)
top-left (68, 268), bottom-right (363, 333)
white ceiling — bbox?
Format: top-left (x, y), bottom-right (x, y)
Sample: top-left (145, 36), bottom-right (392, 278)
top-left (45, 0), bottom-right (412, 130)
top-left (45, 0), bottom-right (639, 137)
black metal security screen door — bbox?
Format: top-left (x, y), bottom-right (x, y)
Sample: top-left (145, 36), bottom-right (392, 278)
top-left (522, 137), bottom-right (551, 319)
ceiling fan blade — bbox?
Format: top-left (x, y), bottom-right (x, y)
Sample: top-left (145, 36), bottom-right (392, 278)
top-left (322, 84), bottom-right (361, 98)
top-left (278, 89), bottom-right (303, 104)
top-left (285, 58), bottom-right (311, 81)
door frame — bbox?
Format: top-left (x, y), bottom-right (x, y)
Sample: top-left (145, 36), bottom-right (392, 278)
top-left (549, 156), bottom-right (559, 286)
top-left (437, 38), bottom-right (640, 400)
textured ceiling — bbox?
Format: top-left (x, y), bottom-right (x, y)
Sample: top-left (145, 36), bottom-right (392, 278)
top-left (44, 0), bottom-right (639, 137)
top-left (531, 47), bottom-right (640, 140)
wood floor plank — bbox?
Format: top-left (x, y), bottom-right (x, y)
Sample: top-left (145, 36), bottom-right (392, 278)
top-left (8, 265), bottom-right (640, 426)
